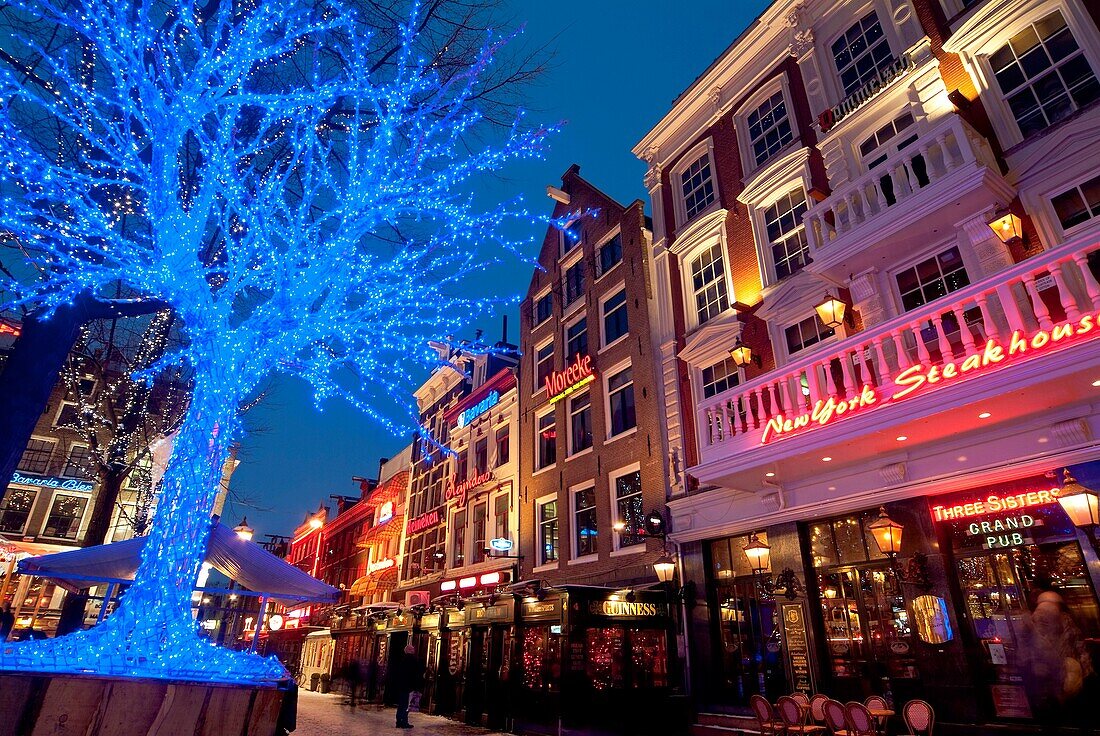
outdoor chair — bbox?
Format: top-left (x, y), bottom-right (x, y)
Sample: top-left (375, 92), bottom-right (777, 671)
top-left (864, 696), bottom-right (887, 711)
top-left (750, 694), bottom-right (786, 736)
top-left (823, 699), bottom-right (852, 736)
top-left (844, 702), bottom-right (878, 736)
top-left (809, 694), bottom-right (830, 726)
top-left (903, 699), bottom-right (934, 736)
top-left (791, 692), bottom-right (810, 707)
top-left (777, 695), bottom-right (826, 735)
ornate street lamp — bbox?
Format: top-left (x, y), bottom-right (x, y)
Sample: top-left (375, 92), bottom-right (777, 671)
top-left (729, 338), bottom-right (760, 368)
top-left (743, 533), bottom-right (771, 574)
top-left (868, 506), bottom-right (904, 558)
top-left (814, 294), bottom-right (847, 330)
top-left (653, 554), bottom-right (677, 584)
top-left (987, 208), bottom-right (1024, 244)
top-left (233, 517), bottom-right (254, 541)
top-left (1057, 469), bottom-right (1100, 554)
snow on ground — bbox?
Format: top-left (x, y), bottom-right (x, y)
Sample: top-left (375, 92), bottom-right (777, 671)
top-left (294, 690), bottom-right (498, 736)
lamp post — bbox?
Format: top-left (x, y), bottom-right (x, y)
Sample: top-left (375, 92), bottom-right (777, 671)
top-left (233, 517), bottom-right (255, 541)
top-left (653, 553), bottom-right (676, 584)
top-left (1057, 468), bottom-right (1100, 554)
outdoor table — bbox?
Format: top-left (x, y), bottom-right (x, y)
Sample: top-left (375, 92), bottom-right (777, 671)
top-left (868, 708), bottom-right (894, 735)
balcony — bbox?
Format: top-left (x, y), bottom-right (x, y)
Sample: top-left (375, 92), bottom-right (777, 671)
top-left (695, 236), bottom-right (1100, 480)
top-left (805, 115), bottom-right (1012, 281)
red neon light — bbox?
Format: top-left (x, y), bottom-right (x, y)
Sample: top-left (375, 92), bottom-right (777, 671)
top-left (761, 315), bottom-right (1099, 444)
top-left (407, 509), bottom-right (441, 534)
top-left (479, 571), bottom-right (501, 585)
top-left (368, 557), bottom-right (395, 573)
top-left (931, 487), bottom-right (1060, 522)
top-left (545, 353), bottom-right (595, 404)
top-left (0, 323), bottom-right (20, 337)
top-left (458, 576), bottom-right (477, 589)
top-left (446, 471), bottom-right (493, 507)
top-left (441, 580), bottom-right (457, 592)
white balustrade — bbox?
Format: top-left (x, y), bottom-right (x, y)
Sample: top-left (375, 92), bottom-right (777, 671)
top-left (698, 238), bottom-right (1100, 449)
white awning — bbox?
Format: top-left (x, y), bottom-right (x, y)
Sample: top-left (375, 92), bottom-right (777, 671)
top-left (18, 521), bottom-right (339, 603)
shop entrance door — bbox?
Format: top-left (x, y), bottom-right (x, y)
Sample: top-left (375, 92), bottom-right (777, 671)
top-left (956, 542), bottom-right (1100, 721)
top-left (715, 577), bottom-right (784, 705)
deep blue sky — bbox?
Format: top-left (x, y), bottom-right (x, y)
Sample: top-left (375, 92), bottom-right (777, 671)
top-left (227, 0), bottom-right (771, 539)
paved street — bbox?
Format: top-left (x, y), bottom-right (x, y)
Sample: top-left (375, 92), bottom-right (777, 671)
top-left (295, 690), bottom-right (498, 736)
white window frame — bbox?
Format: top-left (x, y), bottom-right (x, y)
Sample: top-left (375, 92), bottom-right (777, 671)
top-left (595, 227), bottom-right (624, 281)
top-left (564, 310), bottom-right (588, 363)
top-left (825, 5), bottom-right (904, 106)
top-left (782, 314), bottom-right (839, 359)
top-left (560, 218), bottom-right (584, 259)
top-left (568, 481), bottom-right (599, 564)
top-left (950, 0), bottom-right (1100, 150)
top-left (682, 237), bottom-right (734, 329)
top-left (888, 239), bottom-right (979, 316)
top-left (532, 337), bottom-right (555, 399)
top-left (534, 406), bottom-right (558, 474)
top-left (1034, 167), bottom-right (1100, 244)
top-left (670, 139), bottom-right (720, 228)
top-left (566, 388), bottom-right (594, 459)
top-left (533, 492), bottom-right (560, 571)
top-left (561, 250), bottom-right (586, 316)
top-left (608, 462), bottom-right (645, 555)
top-left (694, 355), bottom-right (745, 405)
top-left (756, 184), bottom-right (812, 285)
top-left (0, 486), bottom-right (39, 536)
top-left (734, 77), bottom-right (799, 176)
top-left (602, 357), bottom-right (638, 442)
top-left (489, 486), bottom-right (513, 548)
top-left (38, 491), bottom-right (90, 541)
top-left (599, 283), bottom-right (630, 352)
top-left (532, 287), bottom-right (553, 328)
top-left (448, 505), bottom-right (469, 569)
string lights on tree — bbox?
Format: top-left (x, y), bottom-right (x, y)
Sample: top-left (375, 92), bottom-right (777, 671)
top-left (0, 0), bottom-right (557, 683)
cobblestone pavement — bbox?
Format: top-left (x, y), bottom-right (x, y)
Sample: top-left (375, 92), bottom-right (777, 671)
top-left (294, 690), bottom-right (498, 736)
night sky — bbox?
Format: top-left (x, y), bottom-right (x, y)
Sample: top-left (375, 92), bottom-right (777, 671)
top-left (227, 1), bottom-right (772, 539)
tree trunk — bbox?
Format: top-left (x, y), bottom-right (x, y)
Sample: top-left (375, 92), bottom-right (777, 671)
top-left (0, 370), bottom-right (286, 683)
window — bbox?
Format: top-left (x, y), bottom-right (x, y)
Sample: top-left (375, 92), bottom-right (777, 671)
top-left (573, 487), bottom-right (598, 558)
top-left (602, 289), bottom-right (629, 345)
top-left (493, 493), bottom-right (509, 542)
top-left (474, 437), bottom-right (488, 475)
top-left (895, 246), bottom-right (970, 311)
top-left (17, 439), bottom-right (54, 475)
top-left (534, 292), bottom-right (553, 326)
top-left (537, 411), bottom-right (557, 469)
top-left (990, 11), bottom-right (1099, 139)
top-left (681, 153), bottom-right (716, 221)
top-left (63, 445), bottom-right (93, 478)
top-left (701, 357), bottom-right (741, 399)
top-left (785, 315), bottom-right (836, 355)
top-left (597, 233), bottom-right (623, 277)
top-left (566, 316), bottom-right (588, 361)
top-left (536, 342), bottom-right (554, 388)
top-left (495, 425), bottom-right (510, 466)
top-left (562, 220), bottom-right (583, 255)
top-left (0, 489), bottom-right (36, 534)
top-left (859, 112), bottom-right (916, 166)
top-left (765, 188), bottom-right (810, 280)
top-left (832, 12), bottom-right (896, 98)
top-left (613, 470), bottom-right (644, 548)
top-left (748, 90), bottom-right (794, 167)
top-left (569, 391), bottom-right (593, 455)
top-left (690, 243), bottom-right (731, 325)
top-left (42, 494), bottom-right (88, 540)
top-left (1052, 174), bottom-right (1100, 230)
top-left (564, 260), bottom-right (585, 307)
top-left (607, 366), bottom-right (636, 437)
top-left (471, 500), bottom-right (488, 565)
top-left (452, 509), bottom-right (467, 567)
top-left (55, 403), bottom-right (80, 427)
top-left (456, 450), bottom-right (468, 482)
top-left (538, 499), bottom-right (559, 564)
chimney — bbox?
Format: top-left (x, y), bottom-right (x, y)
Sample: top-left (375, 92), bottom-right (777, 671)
top-left (501, 314), bottom-right (508, 344)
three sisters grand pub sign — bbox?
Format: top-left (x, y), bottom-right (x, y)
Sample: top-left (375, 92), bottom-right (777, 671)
top-left (761, 313), bottom-right (1100, 444)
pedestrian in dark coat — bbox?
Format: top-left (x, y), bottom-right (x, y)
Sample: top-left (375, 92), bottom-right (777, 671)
top-left (0, 603), bottom-right (14, 641)
top-left (389, 644), bottom-right (424, 729)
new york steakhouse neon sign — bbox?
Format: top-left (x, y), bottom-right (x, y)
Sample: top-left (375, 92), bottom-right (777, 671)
top-left (457, 390), bottom-right (499, 428)
top-left (761, 314), bottom-right (1100, 444)
top-left (546, 354), bottom-right (595, 404)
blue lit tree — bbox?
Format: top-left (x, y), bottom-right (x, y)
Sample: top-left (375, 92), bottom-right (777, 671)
top-left (0, 0), bottom-right (551, 682)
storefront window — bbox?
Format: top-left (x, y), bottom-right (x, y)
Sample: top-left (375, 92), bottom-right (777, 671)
top-left (521, 626), bottom-right (561, 691)
top-left (41, 494), bottom-right (87, 540)
top-left (629, 629), bottom-right (669, 688)
top-left (0, 489), bottom-right (37, 534)
top-left (587, 628), bottom-right (625, 689)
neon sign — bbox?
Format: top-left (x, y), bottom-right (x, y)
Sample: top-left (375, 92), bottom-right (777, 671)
top-left (407, 510), bottom-right (441, 534)
top-left (546, 353), bottom-right (595, 404)
top-left (377, 501), bottom-right (394, 524)
top-left (489, 537), bottom-right (513, 552)
top-left (457, 390), bottom-right (499, 428)
top-left (931, 488), bottom-right (1060, 522)
top-left (368, 557), bottom-right (395, 574)
top-left (446, 471), bottom-right (492, 507)
top-left (761, 315), bottom-right (1099, 444)
top-left (11, 471), bottom-right (94, 493)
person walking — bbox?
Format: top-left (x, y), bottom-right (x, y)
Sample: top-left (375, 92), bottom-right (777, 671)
top-left (389, 644), bottom-right (424, 729)
top-left (0, 602), bottom-right (14, 641)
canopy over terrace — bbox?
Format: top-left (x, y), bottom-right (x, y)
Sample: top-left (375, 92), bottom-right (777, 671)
top-left (18, 521), bottom-right (340, 604)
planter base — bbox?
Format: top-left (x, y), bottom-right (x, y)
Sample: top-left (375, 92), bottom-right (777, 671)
top-left (0, 672), bottom-right (289, 736)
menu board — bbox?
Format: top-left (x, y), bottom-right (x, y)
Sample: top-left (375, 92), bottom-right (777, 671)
top-left (781, 603), bottom-right (815, 694)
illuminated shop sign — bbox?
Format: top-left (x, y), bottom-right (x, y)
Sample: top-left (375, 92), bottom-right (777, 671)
top-left (489, 537), bottom-right (513, 552)
top-left (817, 53), bottom-right (912, 132)
top-left (457, 391), bottom-right (499, 428)
top-left (545, 354), bottom-right (595, 404)
top-left (588, 600), bottom-right (667, 617)
top-left (761, 317), bottom-right (1100, 444)
top-left (445, 471), bottom-right (492, 507)
top-left (965, 514), bottom-right (1039, 550)
top-left (377, 501), bottom-right (394, 524)
top-left (930, 488), bottom-right (1060, 522)
top-left (368, 557), bottom-right (395, 574)
top-left (407, 510), bottom-right (441, 534)
top-left (11, 471), bottom-right (94, 493)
